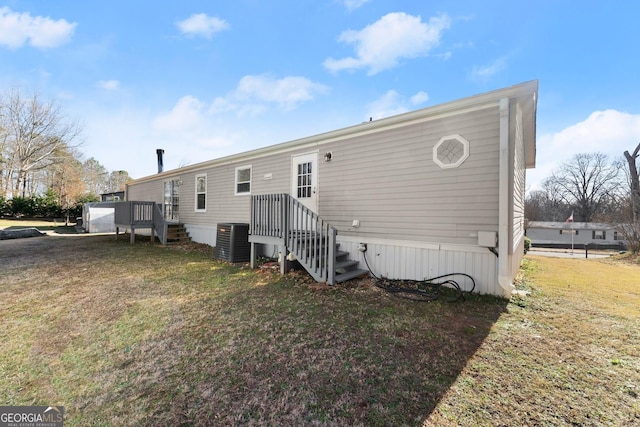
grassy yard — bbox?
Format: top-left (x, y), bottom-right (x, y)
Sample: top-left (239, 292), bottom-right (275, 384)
top-left (1, 231), bottom-right (639, 426)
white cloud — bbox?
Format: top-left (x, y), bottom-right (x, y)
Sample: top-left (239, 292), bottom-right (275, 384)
top-left (153, 95), bottom-right (205, 132)
top-left (176, 13), bottom-right (230, 39)
top-left (470, 57), bottom-right (507, 81)
top-left (233, 75), bottom-right (329, 111)
top-left (150, 95), bottom-right (237, 167)
top-left (324, 12), bottom-right (451, 75)
top-left (0, 6), bottom-right (76, 49)
top-left (342, 0), bottom-right (370, 12)
top-left (203, 75), bottom-right (328, 116)
top-left (410, 91), bottom-right (429, 105)
top-left (209, 96), bottom-right (236, 115)
top-left (366, 90), bottom-right (408, 120)
top-left (366, 89), bottom-right (431, 120)
top-left (83, 106), bottom-right (237, 178)
top-left (96, 80), bottom-right (120, 90)
top-left (147, 75), bottom-right (328, 170)
top-left (437, 51), bottom-right (452, 61)
top-left (527, 109), bottom-right (640, 191)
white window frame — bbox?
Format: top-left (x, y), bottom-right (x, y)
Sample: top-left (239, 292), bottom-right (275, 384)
top-left (195, 174), bottom-right (207, 212)
top-left (235, 165), bottom-right (252, 195)
top-left (593, 230), bottom-right (605, 240)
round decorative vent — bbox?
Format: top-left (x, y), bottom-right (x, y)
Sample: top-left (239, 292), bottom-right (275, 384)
top-left (433, 134), bottom-right (470, 169)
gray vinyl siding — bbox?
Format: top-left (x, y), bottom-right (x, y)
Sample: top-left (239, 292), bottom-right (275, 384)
top-left (319, 106), bottom-right (500, 245)
top-left (512, 102), bottom-right (526, 251)
top-left (180, 164), bottom-right (252, 225)
top-left (126, 85), bottom-right (535, 249)
top-left (127, 106), bottom-right (501, 247)
top-left (126, 147), bottom-right (314, 229)
top-left (126, 179), bottom-right (163, 204)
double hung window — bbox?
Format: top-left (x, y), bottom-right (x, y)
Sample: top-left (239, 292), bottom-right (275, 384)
top-left (235, 166), bottom-right (251, 195)
top-left (195, 174), bottom-right (206, 211)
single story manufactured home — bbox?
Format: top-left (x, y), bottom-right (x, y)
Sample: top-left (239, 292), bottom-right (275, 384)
top-left (526, 221), bottom-right (627, 250)
top-left (124, 80), bottom-right (538, 297)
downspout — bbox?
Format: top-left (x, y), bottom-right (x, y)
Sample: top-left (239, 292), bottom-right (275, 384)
top-left (498, 98), bottom-right (515, 297)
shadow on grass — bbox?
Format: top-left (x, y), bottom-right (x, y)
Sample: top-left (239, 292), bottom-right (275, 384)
top-left (108, 237), bottom-right (510, 425)
top-left (1, 234), bottom-right (509, 426)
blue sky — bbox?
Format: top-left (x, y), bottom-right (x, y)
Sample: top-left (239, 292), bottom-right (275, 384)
top-left (1, 1), bottom-right (639, 190)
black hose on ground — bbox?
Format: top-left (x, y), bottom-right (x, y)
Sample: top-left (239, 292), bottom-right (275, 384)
top-left (363, 250), bottom-right (475, 302)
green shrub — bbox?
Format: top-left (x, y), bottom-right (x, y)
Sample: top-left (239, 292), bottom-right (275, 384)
top-left (9, 196), bottom-right (34, 217)
top-left (0, 196), bottom-right (7, 216)
top-left (524, 236), bottom-right (532, 254)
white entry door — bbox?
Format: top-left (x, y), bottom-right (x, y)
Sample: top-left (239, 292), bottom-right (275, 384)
top-left (291, 152), bottom-right (318, 212)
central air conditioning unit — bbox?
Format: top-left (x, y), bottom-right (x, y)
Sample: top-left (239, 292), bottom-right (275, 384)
top-left (215, 223), bottom-right (250, 263)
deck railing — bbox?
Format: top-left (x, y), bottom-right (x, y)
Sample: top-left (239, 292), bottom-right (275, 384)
top-left (250, 194), bottom-right (289, 238)
top-left (114, 201), bottom-right (167, 244)
top-left (250, 194), bottom-right (336, 285)
top-left (114, 201), bottom-right (155, 227)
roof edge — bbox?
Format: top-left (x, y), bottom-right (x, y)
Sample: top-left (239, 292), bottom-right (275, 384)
top-left (131, 80), bottom-right (539, 184)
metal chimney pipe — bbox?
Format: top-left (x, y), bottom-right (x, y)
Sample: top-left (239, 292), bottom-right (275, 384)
top-left (156, 149), bottom-right (164, 173)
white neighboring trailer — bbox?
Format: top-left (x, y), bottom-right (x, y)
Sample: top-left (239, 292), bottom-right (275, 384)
top-left (526, 221), bottom-right (627, 249)
top-left (126, 81), bottom-right (538, 297)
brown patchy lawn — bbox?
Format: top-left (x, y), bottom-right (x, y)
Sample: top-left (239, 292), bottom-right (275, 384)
top-left (1, 230), bottom-right (639, 426)
top-left (425, 255), bottom-right (640, 426)
top-left (0, 232), bottom-right (505, 426)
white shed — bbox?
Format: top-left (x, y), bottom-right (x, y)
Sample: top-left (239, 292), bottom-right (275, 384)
top-left (82, 202), bottom-right (117, 233)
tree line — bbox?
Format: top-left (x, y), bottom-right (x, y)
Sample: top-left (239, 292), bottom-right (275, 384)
top-left (525, 146), bottom-right (640, 252)
top-left (0, 89), bottom-right (132, 219)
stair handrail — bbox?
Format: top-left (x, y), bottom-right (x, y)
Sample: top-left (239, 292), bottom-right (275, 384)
top-left (286, 196), bottom-right (337, 286)
top-left (250, 194), bottom-right (337, 285)
top-left (152, 204), bottom-right (168, 245)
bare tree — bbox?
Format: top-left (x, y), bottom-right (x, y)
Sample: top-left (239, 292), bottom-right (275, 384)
top-left (80, 158), bottom-right (133, 196)
top-left (47, 146), bottom-right (85, 224)
top-left (611, 143), bottom-right (640, 252)
top-left (82, 157), bottom-right (109, 196)
top-left (525, 186), bottom-right (570, 222)
top-left (624, 143), bottom-right (640, 222)
top-left (0, 89), bottom-right (83, 198)
top-left (106, 170), bottom-right (132, 192)
top-left (543, 153), bottom-right (622, 222)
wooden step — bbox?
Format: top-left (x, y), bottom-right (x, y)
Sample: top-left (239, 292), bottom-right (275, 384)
top-left (167, 231), bottom-right (189, 238)
top-left (335, 269), bottom-right (369, 283)
top-left (335, 259), bottom-right (359, 271)
top-left (165, 224), bottom-right (191, 243)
